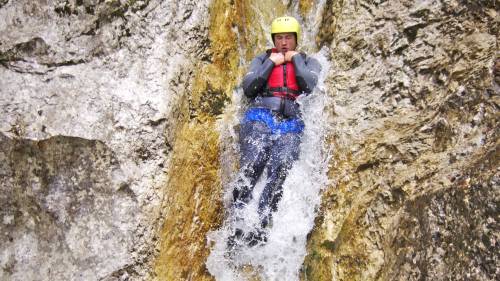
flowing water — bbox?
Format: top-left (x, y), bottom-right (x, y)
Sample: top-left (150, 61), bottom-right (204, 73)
top-left (204, 4), bottom-right (336, 279)
top-left (206, 45), bottom-right (333, 280)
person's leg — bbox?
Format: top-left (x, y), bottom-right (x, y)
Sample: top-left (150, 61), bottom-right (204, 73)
top-left (232, 121), bottom-right (272, 208)
top-left (258, 132), bottom-right (302, 228)
top-left (228, 121), bottom-right (272, 249)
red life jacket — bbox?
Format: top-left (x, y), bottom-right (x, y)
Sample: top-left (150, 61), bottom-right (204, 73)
top-left (266, 49), bottom-right (300, 100)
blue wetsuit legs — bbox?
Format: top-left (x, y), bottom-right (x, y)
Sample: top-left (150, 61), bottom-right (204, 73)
top-left (232, 120), bottom-right (301, 228)
top-left (258, 132), bottom-right (301, 228)
top-left (232, 121), bottom-right (271, 208)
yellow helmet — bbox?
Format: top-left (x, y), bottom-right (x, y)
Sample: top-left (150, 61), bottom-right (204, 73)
top-left (271, 16), bottom-right (301, 43)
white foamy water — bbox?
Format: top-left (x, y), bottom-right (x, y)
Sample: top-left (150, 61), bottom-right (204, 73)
top-left (206, 49), bottom-right (333, 281)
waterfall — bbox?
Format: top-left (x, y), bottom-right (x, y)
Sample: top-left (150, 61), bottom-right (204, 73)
top-left (206, 41), bottom-right (333, 279)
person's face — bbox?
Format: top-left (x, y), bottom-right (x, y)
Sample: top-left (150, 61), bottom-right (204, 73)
top-left (273, 32), bottom-right (297, 53)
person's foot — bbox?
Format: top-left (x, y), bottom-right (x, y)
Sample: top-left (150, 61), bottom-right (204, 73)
top-left (260, 216), bottom-right (273, 229)
top-left (244, 228), bottom-right (268, 247)
top-left (227, 228), bottom-right (244, 251)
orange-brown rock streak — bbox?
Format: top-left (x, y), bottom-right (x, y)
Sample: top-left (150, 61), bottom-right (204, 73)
top-left (153, 0), bottom-right (258, 280)
top-left (154, 117), bottom-right (223, 281)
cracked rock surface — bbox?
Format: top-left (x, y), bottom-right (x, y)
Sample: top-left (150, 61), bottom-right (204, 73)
top-left (1, 0), bottom-right (498, 280)
top-left (304, 0), bottom-right (499, 280)
top-left (1, 0), bottom-right (209, 280)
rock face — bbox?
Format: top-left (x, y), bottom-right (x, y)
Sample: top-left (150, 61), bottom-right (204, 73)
top-left (1, 135), bottom-right (138, 280)
top-left (0, 0), bottom-right (498, 281)
top-left (0, 0), bottom-right (210, 280)
top-left (303, 0), bottom-right (499, 280)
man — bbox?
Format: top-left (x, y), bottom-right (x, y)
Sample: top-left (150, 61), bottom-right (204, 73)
top-left (230, 16), bottom-right (321, 246)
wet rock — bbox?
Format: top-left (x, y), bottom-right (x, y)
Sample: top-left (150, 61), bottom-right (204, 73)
top-left (1, 0), bottom-right (498, 280)
top-left (304, 0), bottom-right (498, 280)
top-left (0, 0), bottom-right (210, 280)
top-left (0, 134), bottom-right (138, 280)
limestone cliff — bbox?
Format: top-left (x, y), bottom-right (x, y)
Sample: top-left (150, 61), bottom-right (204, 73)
top-left (0, 0), bottom-right (498, 281)
top-left (1, 0), bottom-right (211, 280)
top-left (304, 1), bottom-right (499, 280)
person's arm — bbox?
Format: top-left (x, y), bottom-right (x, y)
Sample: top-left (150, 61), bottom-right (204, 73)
top-left (242, 54), bottom-right (275, 98)
top-left (292, 54), bottom-right (321, 94)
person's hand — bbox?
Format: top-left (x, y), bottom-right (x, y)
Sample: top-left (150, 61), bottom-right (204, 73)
top-left (285, 51), bottom-right (299, 62)
top-left (269, 52), bottom-right (285, 65)
top-left (296, 94), bottom-right (307, 105)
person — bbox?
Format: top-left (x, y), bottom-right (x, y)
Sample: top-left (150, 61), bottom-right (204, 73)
top-left (229, 16), bottom-right (321, 247)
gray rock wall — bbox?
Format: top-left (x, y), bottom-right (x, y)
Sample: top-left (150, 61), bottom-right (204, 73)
top-left (1, 135), bottom-right (137, 280)
top-left (0, 0), bottom-right (209, 280)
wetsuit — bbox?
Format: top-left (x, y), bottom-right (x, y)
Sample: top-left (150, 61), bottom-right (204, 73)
top-left (233, 49), bottom-right (321, 230)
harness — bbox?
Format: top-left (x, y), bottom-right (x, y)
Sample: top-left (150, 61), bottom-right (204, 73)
top-left (243, 108), bottom-right (304, 134)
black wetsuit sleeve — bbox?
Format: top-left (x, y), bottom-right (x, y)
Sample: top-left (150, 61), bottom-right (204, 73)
top-left (242, 54), bottom-right (275, 98)
top-left (292, 54), bottom-right (321, 94)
